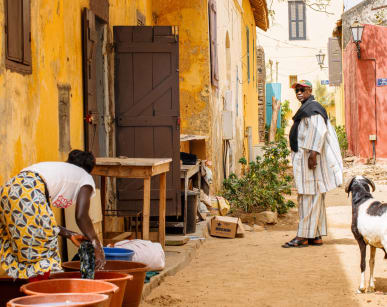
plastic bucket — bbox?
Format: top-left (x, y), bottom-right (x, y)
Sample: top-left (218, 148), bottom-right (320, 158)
top-left (62, 261), bottom-right (148, 307)
top-left (20, 279), bottom-right (118, 306)
top-left (7, 293), bottom-right (109, 307)
top-left (50, 271), bottom-right (132, 307)
top-left (103, 247), bottom-right (135, 261)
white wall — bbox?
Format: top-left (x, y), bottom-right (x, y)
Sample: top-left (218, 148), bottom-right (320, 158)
top-left (213, 0), bottom-right (243, 176)
top-left (257, 0), bottom-right (344, 121)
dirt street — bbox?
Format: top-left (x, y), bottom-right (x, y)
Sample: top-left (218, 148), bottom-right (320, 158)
top-left (142, 187), bottom-right (387, 307)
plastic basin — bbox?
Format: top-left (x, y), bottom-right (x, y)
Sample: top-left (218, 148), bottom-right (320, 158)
top-left (103, 247), bottom-right (134, 261)
top-left (62, 261), bottom-right (148, 307)
top-left (0, 276), bottom-right (28, 306)
top-left (20, 279), bottom-right (118, 306)
top-left (7, 293), bottom-right (109, 307)
top-left (50, 271), bottom-right (132, 307)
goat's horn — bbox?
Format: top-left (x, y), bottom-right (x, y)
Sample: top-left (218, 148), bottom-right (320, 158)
top-left (363, 176), bottom-right (376, 192)
top-left (344, 177), bottom-right (355, 193)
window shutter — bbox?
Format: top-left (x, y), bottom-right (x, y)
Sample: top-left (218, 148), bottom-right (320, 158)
top-left (246, 27), bottom-right (250, 83)
top-left (208, 0), bottom-right (218, 87)
top-left (22, 0), bottom-right (31, 65)
top-left (6, 0), bottom-right (23, 63)
top-left (328, 37), bottom-right (342, 86)
top-left (288, 1), bottom-right (306, 40)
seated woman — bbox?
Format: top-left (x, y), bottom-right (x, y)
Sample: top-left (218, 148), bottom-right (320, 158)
top-left (0, 150), bottom-right (105, 281)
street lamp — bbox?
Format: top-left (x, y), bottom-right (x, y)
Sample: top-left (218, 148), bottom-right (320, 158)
top-left (350, 20), bottom-right (364, 59)
top-left (315, 50), bottom-right (327, 69)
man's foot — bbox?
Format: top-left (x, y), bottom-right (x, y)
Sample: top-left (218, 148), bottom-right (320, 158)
top-left (308, 236), bottom-right (323, 246)
top-left (282, 237), bottom-right (308, 248)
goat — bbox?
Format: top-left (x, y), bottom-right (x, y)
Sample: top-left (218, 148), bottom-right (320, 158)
top-left (345, 175), bottom-right (387, 293)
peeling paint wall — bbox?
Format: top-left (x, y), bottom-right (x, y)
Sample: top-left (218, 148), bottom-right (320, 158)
top-left (152, 0), bottom-right (250, 191)
top-left (213, 0), bottom-right (244, 183)
top-left (152, 0), bottom-right (211, 137)
top-left (0, 0), bottom-right (152, 252)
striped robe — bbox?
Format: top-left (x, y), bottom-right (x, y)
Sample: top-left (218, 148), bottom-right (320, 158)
top-left (292, 115), bottom-right (343, 238)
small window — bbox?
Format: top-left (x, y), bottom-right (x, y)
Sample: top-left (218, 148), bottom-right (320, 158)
top-left (246, 27), bottom-right (250, 83)
top-left (288, 1), bottom-right (306, 40)
top-left (289, 75), bottom-right (298, 88)
top-left (5, 0), bottom-right (31, 74)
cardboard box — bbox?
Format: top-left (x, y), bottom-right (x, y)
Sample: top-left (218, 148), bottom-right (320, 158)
top-left (210, 216), bottom-right (239, 238)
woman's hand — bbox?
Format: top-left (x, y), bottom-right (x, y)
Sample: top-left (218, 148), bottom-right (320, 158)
top-left (70, 234), bottom-right (88, 247)
top-left (92, 239), bottom-right (106, 270)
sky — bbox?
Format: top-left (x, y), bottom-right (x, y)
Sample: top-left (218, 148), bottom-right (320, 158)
top-left (343, 0), bottom-right (365, 11)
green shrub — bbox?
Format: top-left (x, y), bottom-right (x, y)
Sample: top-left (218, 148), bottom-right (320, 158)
top-left (335, 125), bottom-right (348, 157)
top-left (222, 139), bottom-right (295, 214)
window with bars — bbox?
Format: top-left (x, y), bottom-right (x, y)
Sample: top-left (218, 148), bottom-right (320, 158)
top-left (288, 1), bottom-right (306, 40)
top-left (5, 0), bottom-right (31, 74)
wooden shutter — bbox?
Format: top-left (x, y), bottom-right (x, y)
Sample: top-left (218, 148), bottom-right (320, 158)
top-left (208, 0), bottom-right (218, 87)
top-left (288, 1), bottom-right (306, 40)
top-left (6, 0), bottom-right (23, 63)
top-left (246, 27), bottom-right (250, 83)
top-left (82, 9), bottom-right (99, 156)
top-left (328, 37), bottom-right (342, 86)
top-left (22, 0), bottom-right (31, 65)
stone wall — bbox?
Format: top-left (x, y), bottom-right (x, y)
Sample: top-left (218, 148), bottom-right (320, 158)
top-left (256, 46), bottom-right (266, 143)
top-left (342, 0), bottom-right (387, 48)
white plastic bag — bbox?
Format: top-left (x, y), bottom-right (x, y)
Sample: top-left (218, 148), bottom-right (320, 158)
top-left (114, 239), bottom-right (165, 271)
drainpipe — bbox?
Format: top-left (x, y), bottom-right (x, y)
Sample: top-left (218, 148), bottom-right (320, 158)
top-left (360, 58), bottom-right (377, 163)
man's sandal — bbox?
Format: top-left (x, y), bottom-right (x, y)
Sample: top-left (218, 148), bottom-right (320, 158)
top-left (308, 236), bottom-right (323, 246)
top-left (282, 237), bottom-right (308, 248)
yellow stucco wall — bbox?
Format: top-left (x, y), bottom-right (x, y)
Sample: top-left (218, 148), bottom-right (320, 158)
top-left (0, 0), bottom-right (151, 239)
top-left (241, 0), bottom-right (259, 160)
top-left (152, 1), bottom-right (211, 137)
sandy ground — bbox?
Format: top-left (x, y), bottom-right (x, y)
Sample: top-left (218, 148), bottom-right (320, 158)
top-left (141, 187), bottom-right (387, 307)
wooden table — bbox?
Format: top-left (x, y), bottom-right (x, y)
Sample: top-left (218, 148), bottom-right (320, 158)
top-left (180, 162), bottom-right (201, 234)
top-left (92, 157), bottom-right (172, 248)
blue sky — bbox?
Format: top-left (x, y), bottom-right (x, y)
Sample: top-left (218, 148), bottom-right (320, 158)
top-left (344, 0), bottom-right (365, 11)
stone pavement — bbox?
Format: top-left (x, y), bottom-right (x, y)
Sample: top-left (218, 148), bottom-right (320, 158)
top-left (141, 220), bottom-right (208, 299)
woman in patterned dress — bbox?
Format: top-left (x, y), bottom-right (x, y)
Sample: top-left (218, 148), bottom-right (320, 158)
top-left (0, 150), bottom-right (105, 280)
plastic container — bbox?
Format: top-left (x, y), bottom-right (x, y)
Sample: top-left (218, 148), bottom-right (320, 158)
top-left (62, 261), bottom-right (148, 307)
top-left (20, 279), bottom-right (118, 306)
top-left (7, 293), bottom-right (109, 307)
top-left (103, 247), bottom-right (135, 261)
top-left (50, 271), bottom-right (132, 307)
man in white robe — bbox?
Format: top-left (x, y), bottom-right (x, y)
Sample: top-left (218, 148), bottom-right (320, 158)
top-left (282, 80), bottom-right (343, 248)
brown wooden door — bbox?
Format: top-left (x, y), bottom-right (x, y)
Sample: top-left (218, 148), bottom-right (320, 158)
top-left (114, 26), bottom-right (181, 217)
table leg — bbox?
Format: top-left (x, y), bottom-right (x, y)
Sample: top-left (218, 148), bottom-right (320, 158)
top-left (183, 176), bottom-right (188, 235)
top-left (143, 177), bottom-right (151, 240)
top-left (101, 176), bottom-right (106, 235)
top-left (159, 172), bottom-right (166, 249)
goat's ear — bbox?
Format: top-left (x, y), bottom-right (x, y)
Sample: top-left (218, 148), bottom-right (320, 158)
top-left (363, 176), bottom-right (376, 192)
top-left (345, 177), bottom-right (355, 194)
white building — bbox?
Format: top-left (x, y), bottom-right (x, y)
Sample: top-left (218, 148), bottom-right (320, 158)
top-left (257, 0), bottom-right (344, 127)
